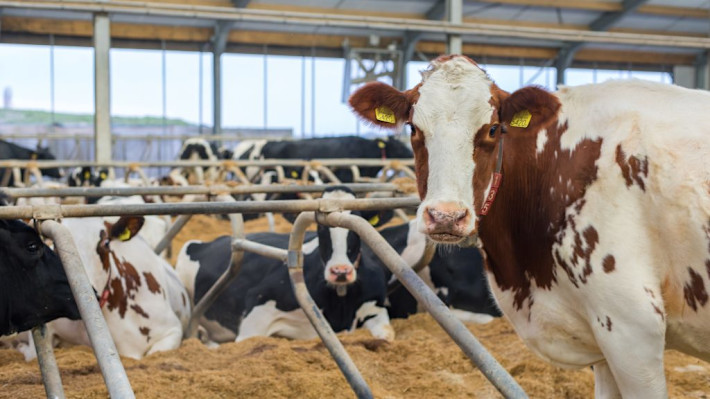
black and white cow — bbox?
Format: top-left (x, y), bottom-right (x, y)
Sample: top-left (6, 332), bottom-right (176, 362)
top-left (235, 136), bottom-right (413, 182)
top-left (368, 220), bottom-right (502, 322)
top-left (0, 195), bottom-right (80, 335)
top-left (176, 138), bottom-right (232, 184)
top-left (0, 140), bottom-right (62, 187)
top-left (176, 187), bottom-right (394, 343)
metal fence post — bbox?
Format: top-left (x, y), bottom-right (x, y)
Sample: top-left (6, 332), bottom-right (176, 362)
top-left (32, 324), bottom-right (66, 399)
top-left (40, 220), bottom-right (135, 399)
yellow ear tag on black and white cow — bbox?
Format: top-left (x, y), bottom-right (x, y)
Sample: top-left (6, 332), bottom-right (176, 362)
top-left (369, 214), bottom-right (380, 226)
top-left (84, 171), bottom-right (91, 179)
top-left (118, 227), bottom-right (132, 241)
top-left (100, 172), bottom-right (107, 179)
top-left (377, 141), bottom-right (386, 149)
top-left (290, 170), bottom-right (299, 178)
top-left (375, 106), bottom-right (396, 124)
top-left (510, 110), bottom-right (532, 128)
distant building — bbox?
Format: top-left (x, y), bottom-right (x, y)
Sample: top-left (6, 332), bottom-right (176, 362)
top-left (3, 87), bottom-right (11, 109)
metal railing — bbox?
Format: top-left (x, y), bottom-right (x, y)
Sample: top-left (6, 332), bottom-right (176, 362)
top-left (0, 189), bottom-right (527, 398)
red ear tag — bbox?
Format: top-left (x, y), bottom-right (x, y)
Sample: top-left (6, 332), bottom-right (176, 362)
top-left (479, 172), bottom-right (502, 216)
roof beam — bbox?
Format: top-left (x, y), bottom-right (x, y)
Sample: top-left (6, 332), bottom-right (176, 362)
top-left (556, 0), bottom-right (650, 84)
top-left (589, 0), bottom-right (649, 32)
top-left (471, 0), bottom-right (710, 19)
top-left (232, 0), bottom-right (250, 8)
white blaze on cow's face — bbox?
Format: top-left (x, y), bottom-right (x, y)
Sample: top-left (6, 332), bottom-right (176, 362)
top-left (411, 57), bottom-right (498, 243)
top-left (318, 189), bottom-right (361, 290)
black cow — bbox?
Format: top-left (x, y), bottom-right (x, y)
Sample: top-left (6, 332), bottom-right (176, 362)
top-left (369, 220), bottom-right (502, 322)
top-left (237, 136), bottom-right (412, 182)
top-left (0, 195), bottom-right (81, 335)
top-left (0, 140), bottom-right (62, 187)
top-left (175, 187), bottom-right (394, 343)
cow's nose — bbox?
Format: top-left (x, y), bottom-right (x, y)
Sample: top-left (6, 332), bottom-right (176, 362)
top-left (423, 202), bottom-right (470, 236)
top-left (329, 265), bottom-right (354, 282)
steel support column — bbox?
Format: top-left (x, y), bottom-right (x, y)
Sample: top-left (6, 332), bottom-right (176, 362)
top-left (93, 13), bottom-right (111, 162)
top-left (211, 21), bottom-right (231, 135)
top-left (447, 0), bottom-right (462, 55)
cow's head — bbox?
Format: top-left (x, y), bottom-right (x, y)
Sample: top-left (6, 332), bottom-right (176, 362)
top-left (317, 187), bottom-right (390, 294)
top-left (68, 167), bottom-right (110, 204)
top-left (0, 198), bottom-right (80, 334)
top-left (350, 55), bottom-right (558, 244)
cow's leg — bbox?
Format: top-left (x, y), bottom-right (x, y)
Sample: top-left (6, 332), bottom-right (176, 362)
top-left (354, 301), bottom-right (395, 342)
top-left (145, 327), bottom-right (183, 356)
top-left (593, 361), bottom-right (622, 399)
top-left (237, 301), bottom-right (316, 342)
top-left (592, 308), bottom-right (667, 398)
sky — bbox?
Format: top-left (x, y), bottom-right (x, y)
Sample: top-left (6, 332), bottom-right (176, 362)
top-left (0, 43), bottom-right (672, 138)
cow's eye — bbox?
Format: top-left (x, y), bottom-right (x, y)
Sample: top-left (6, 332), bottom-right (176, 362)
top-left (26, 241), bottom-right (40, 253)
top-left (489, 124), bottom-right (498, 137)
top-left (408, 123), bottom-right (415, 136)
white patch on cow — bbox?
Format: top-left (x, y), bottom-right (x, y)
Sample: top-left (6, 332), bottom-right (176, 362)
top-left (236, 300), bottom-right (316, 341)
top-left (353, 300), bottom-right (394, 342)
top-left (233, 139), bottom-right (268, 181)
top-left (199, 317), bottom-right (237, 343)
top-left (436, 286), bottom-right (449, 298)
top-left (302, 236), bottom-right (319, 255)
top-left (399, 220), bottom-right (427, 267)
top-left (175, 240), bottom-right (201, 301)
top-left (449, 309), bottom-right (495, 324)
top-left (536, 128), bottom-right (548, 155)
top-left (414, 57), bottom-right (493, 236)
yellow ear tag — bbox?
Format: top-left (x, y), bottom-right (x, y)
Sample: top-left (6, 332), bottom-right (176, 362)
top-left (118, 227), bottom-right (132, 241)
top-left (510, 110), bottom-right (532, 128)
top-left (290, 171), bottom-right (299, 178)
top-left (377, 141), bottom-right (386, 149)
top-left (375, 106), bottom-right (396, 124)
top-left (369, 215), bottom-right (380, 226)
top-left (100, 172), bottom-right (107, 179)
top-left (84, 171), bottom-right (91, 179)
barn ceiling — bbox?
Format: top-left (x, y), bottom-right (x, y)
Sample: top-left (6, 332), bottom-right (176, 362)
top-left (1, 0), bottom-right (709, 70)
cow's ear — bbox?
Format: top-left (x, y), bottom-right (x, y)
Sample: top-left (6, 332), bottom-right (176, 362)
top-left (360, 209), bottom-right (394, 228)
top-left (499, 86), bottom-right (560, 132)
top-left (349, 82), bottom-right (416, 129)
top-left (109, 216), bottom-right (145, 241)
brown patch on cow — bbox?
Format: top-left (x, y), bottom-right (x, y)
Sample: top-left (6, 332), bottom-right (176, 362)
top-left (107, 278), bottom-right (128, 317)
top-left (602, 255), bottom-right (616, 273)
top-left (683, 267), bottom-right (708, 312)
top-left (139, 326), bottom-right (151, 342)
top-left (615, 145), bottom-right (649, 191)
top-left (477, 87), bottom-right (603, 309)
top-left (131, 304), bottom-right (149, 319)
top-left (644, 287), bottom-right (656, 299)
top-left (144, 272), bottom-right (161, 294)
top-left (410, 125), bottom-right (429, 199)
top-left (109, 216), bottom-right (145, 241)
top-left (95, 230), bottom-right (111, 271)
top-left (554, 224), bottom-right (599, 288)
top-left (651, 302), bottom-right (665, 321)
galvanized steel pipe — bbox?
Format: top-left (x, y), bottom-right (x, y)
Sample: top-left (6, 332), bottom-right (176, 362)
top-left (32, 324), bottom-right (66, 399)
top-left (40, 220), bottom-right (135, 399)
top-left (153, 214), bottom-right (192, 255)
top-left (0, 198), bottom-right (420, 220)
top-left (2, 183), bottom-right (404, 199)
top-left (318, 212), bottom-right (527, 399)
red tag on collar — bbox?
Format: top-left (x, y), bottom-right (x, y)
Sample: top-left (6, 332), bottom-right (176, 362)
top-left (479, 172), bottom-right (502, 216)
top-left (99, 287), bottom-right (110, 308)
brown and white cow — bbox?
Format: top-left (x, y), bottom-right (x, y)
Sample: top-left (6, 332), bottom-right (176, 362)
top-left (349, 55), bottom-right (710, 397)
